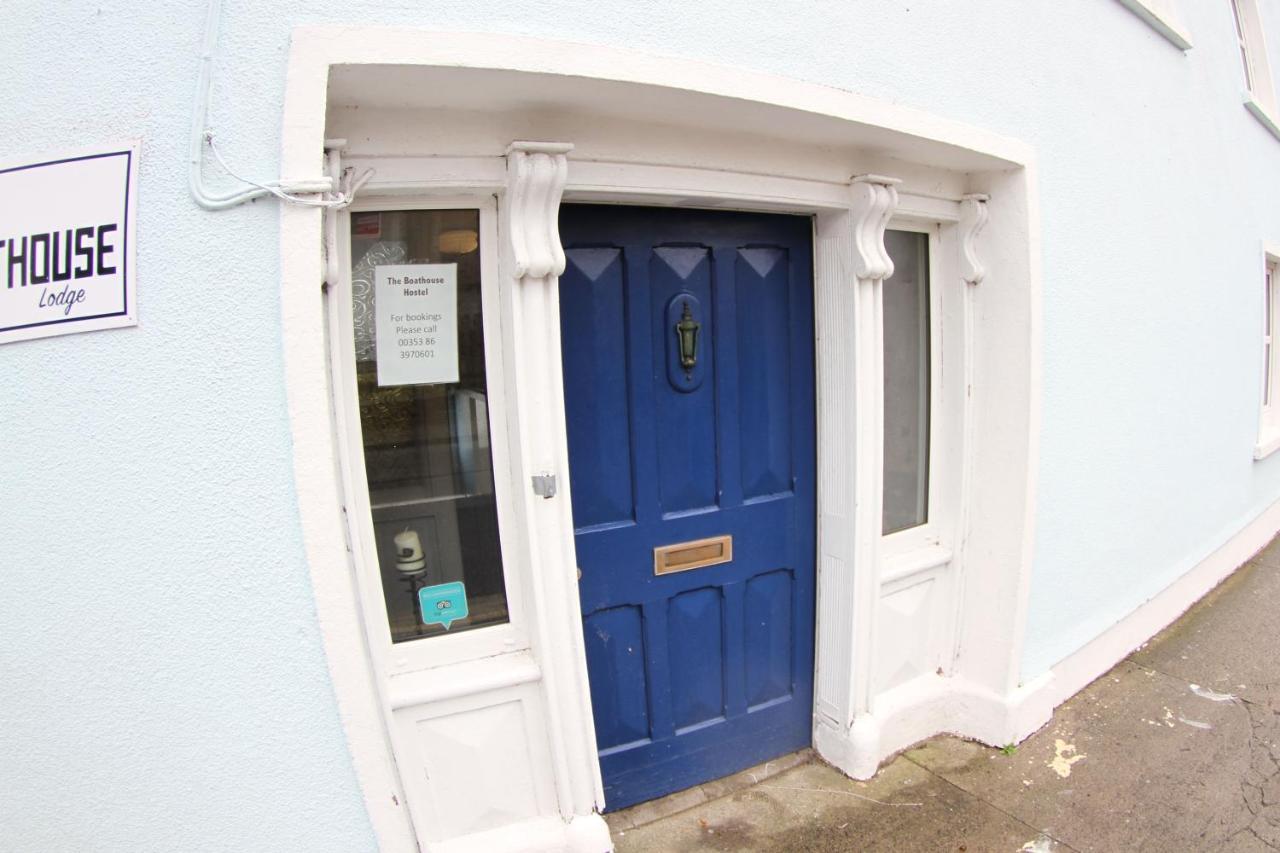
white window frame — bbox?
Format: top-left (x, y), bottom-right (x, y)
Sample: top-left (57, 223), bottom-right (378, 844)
top-left (1231, 0), bottom-right (1280, 140)
top-left (1257, 245), bottom-right (1280, 459)
top-left (330, 193), bottom-right (531, 675)
top-left (880, 221), bottom-right (953, 562)
top-left (279, 32), bottom-right (1042, 852)
top-left (872, 216), bottom-right (968, 700)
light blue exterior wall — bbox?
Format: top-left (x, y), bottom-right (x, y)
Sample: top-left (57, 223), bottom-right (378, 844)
top-left (2, 1), bottom-right (1279, 849)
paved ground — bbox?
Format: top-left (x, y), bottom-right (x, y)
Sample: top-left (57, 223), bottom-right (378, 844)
top-left (608, 538), bottom-right (1280, 851)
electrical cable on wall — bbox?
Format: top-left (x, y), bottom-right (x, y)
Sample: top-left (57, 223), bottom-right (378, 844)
top-left (189, 0), bottom-right (370, 211)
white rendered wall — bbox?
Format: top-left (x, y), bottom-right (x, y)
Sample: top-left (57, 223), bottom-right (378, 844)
top-left (2, 2), bottom-right (1280, 849)
top-left (0, 6), bottom-right (378, 852)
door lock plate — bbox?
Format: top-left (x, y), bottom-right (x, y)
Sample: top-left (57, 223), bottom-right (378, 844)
top-left (531, 473), bottom-right (557, 499)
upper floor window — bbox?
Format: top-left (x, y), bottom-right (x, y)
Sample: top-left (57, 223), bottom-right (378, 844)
top-left (1231, 0), bottom-right (1280, 137)
top-left (1232, 0), bottom-right (1259, 90)
top-left (1258, 248), bottom-right (1280, 458)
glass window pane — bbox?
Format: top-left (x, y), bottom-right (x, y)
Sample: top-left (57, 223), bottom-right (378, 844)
top-left (882, 230), bottom-right (931, 535)
top-left (1269, 265), bottom-right (1277, 406)
top-left (1266, 266), bottom-right (1273, 337)
top-left (1232, 0), bottom-right (1255, 90)
top-left (349, 209), bottom-right (508, 642)
top-left (1266, 342), bottom-right (1273, 407)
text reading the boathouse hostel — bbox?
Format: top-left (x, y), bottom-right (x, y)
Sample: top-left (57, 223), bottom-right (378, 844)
top-left (374, 263), bottom-right (460, 386)
top-left (0, 144), bottom-right (138, 345)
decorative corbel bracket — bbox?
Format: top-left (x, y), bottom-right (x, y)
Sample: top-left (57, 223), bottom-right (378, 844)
top-left (960, 193), bottom-right (990, 286)
top-left (505, 141), bottom-right (574, 280)
top-left (850, 174), bottom-right (901, 281)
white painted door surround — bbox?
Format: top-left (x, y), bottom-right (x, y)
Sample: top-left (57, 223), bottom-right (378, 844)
top-left (280, 30), bottom-right (1042, 853)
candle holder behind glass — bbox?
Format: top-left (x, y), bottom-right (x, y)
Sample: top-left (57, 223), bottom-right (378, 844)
top-left (394, 528), bottom-right (430, 638)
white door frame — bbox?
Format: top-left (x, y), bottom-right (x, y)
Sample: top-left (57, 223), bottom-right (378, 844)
top-left (280, 29), bottom-right (1042, 853)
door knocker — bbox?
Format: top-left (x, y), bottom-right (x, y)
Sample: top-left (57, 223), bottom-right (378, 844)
top-left (675, 300), bottom-right (701, 375)
top-left (665, 293), bottom-right (705, 393)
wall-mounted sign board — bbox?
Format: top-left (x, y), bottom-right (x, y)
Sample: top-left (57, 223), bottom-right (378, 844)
top-left (374, 263), bottom-right (459, 386)
top-left (0, 142), bottom-right (138, 345)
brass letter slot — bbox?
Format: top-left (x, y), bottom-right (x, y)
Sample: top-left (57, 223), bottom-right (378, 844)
top-left (653, 535), bottom-right (733, 576)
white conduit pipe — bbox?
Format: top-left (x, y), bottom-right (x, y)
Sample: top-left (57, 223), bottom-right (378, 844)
top-left (190, 0), bottom-right (365, 211)
top-left (322, 142), bottom-right (375, 285)
top-left (189, 0), bottom-right (272, 209)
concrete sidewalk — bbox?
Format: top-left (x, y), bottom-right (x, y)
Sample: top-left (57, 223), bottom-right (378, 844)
top-left (607, 539), bottom-right (1280, 851)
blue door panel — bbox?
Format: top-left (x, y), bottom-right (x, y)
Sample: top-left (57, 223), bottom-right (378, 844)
top-left (736, 247), bottom-right (793, 500)
top-left (649, 246), bottom-right (718, 515)
top-left (560, 205), bottom-right (816, 811)
top-left (710, 247), bottom-right (745, 511)
top-left (744, 569), bottom-right (795, 709)
top-left (599, 699), bottom-right (809, 809)
top-left (561, 247), bottom-right (636, 530)
top-left (667, 587), bottom-right (726, 732)
top-left (583, 605), bottom-right (650, 752)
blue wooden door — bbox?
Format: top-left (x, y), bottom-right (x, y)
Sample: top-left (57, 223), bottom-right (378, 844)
top-left (559, 205), bottom-right (816, 810)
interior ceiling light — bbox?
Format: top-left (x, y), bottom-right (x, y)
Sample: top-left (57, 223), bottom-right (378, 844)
top-left (438, 229), bottom-right (479, 254)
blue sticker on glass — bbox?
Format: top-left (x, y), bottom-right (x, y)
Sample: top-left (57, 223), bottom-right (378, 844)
top-left (419, 581), bottom-right (468, 630)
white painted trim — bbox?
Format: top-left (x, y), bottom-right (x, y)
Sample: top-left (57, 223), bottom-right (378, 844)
top-left (280, 30), bottom-right (1042, 852)
top-left (847, 175), bottom-right (898, 723)
top-left (1245, 95), bottom-right (1280, 143)
top-left (959, 195), bottom-right (990, 287)
top-left (346, 154), bottom-right (962, 221)
top-left (430, 814), bottom-right (611, 853)
top-left (831, 495), bottom-right (1280, 776)
top-left (813, 206), bottom-right (859, 731)
top-left (826, 170), bottom-right (1042, 780)
top-left (1114, 0), bottom-right (1193, 50)
top-left (1234, 0), bottom-right (1279, 123)
top-left (877, 220), bottom-right (962, 575)
top-left (280, 199), bottom-right (418, 852)
top-left (498, 141), bottom-right (605, 821)
top-left (331, 195), bottom-right (530, 676)
top-left (289, 29), bottom-right (1033, 167)
top-left (973, 166), bottom-right (1045, 700)
top-left (1255, 429), bottom-right (1280, 460)
top-left (325, 194), bottom-right (551, 846)
top-left (1257, 245), bottom-right (1280, 457)
top-left (386, 653), bottom-right (541, 709)
top-left (1007, 495), bottom-right (1280, 740)
top-left (881, 545), bottom-right (954, 586)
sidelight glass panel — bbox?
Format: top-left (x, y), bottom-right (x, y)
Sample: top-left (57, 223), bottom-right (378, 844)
top-left (349, 209), bottom-right (508, 642)
top-left (882, 230), bottom-right (931, 535)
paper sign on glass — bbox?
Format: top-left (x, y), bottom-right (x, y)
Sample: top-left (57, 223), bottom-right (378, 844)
top-left (419, 581), bottom-right (469, 630)
top-left (374, 263), bottom-right (459, 386)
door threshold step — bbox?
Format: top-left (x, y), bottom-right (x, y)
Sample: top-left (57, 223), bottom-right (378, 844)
top-left (604, 748), bottom-right (814, 833)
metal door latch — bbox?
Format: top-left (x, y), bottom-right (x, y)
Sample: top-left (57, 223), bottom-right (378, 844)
top-left (531, 473), bottom-right (557, 499)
